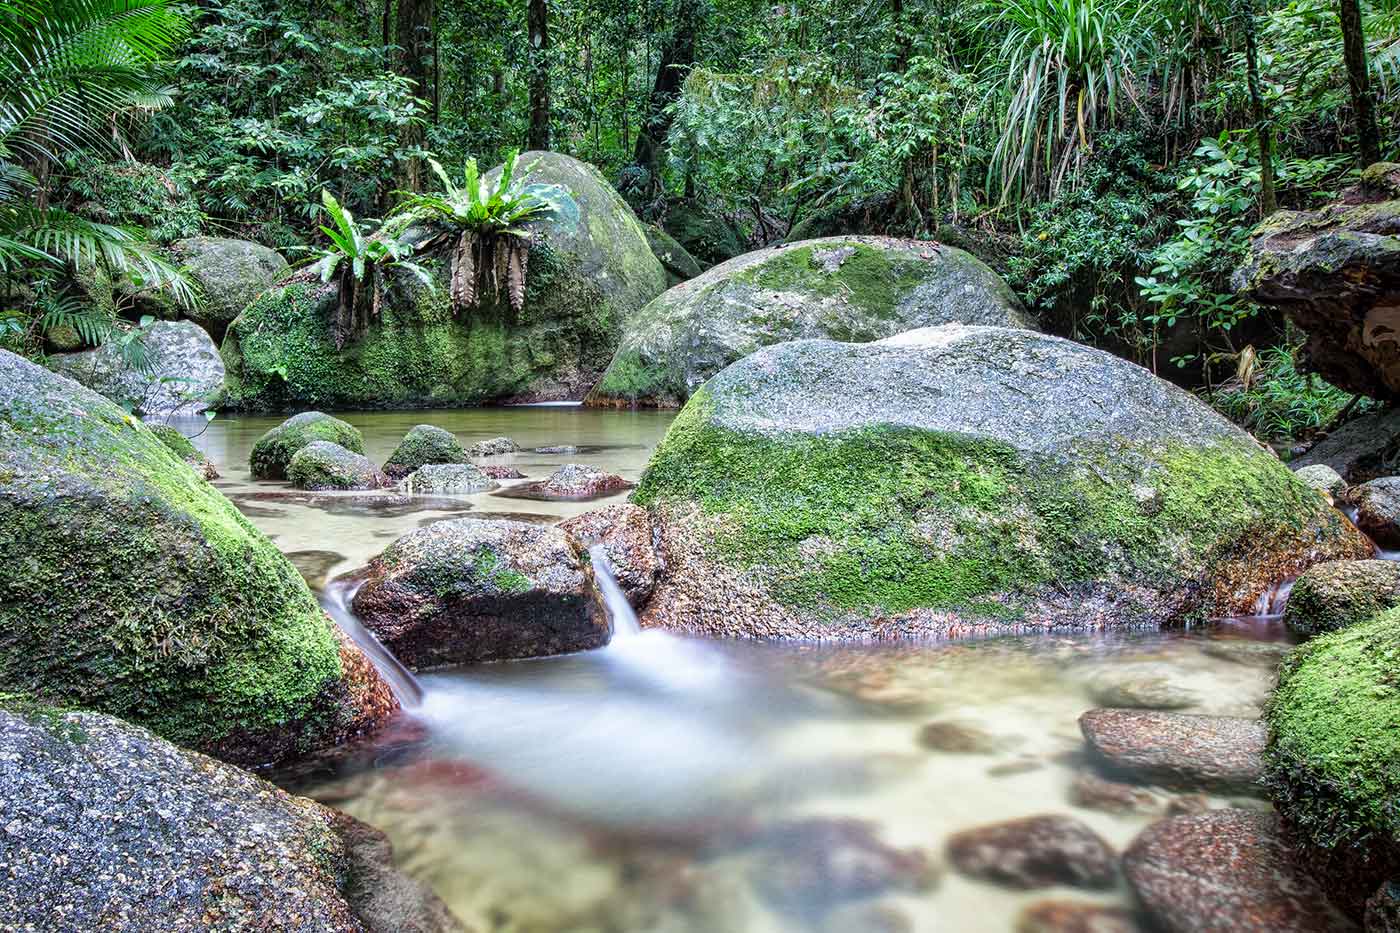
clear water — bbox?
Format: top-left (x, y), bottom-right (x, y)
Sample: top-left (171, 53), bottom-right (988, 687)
top-left (184, 409), bottom-right (1288, 933)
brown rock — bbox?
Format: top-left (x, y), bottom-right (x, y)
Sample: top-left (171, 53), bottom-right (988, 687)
top-left (1347, 477), bottom-right (1400, 548)
top-left (1123, 810), bottom-right (1353, 932)
top-left (1017, 900), bottom-right (1141, 933)
top-left (559, 503), bottom-right (660, 607)
top-left (1069, 771), bottom-right (1164, 816)
top-left (754, 818), bottom-right (938, 913)
top-left (482, 465), bottom-right (527, 479)
top-left (917, 720), bottom-right (1017, 754)
top-left (946, 815), bottom-right (1117, 890)
top-left (1079, 709), bottom-right (1266, 796)
top-left (1366, 880), bottom-right (1400, 933)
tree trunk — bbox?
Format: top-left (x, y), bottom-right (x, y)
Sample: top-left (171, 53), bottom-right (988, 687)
top-left (395, 0), bottom-right (434, 190)
top-left (890, 0), bottom-right (911, 74)
top-left (527, 0), bottom-right (551, 150)
top-left (1241, 0), bottom-right (1276, 214)
top-left (1339, 0), bottom-right (1381, 165)
top-left (632, 0), bottom-right (701, 175)
top-left (381, 0), bottom-right (391, 67)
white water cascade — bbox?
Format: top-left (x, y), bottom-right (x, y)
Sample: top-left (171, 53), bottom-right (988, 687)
top-left (589, 543), bottom-right (641, 637)
top-left (321, 580), bottom-right (425, 708)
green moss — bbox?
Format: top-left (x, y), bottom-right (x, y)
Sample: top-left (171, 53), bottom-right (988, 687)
top-left (731, 243), bottom-right (931, 324)
top-left (590, 349), bottom-right (682, 407)
top-left (249, 411), bottom-right (364, 480)
top-left (383, 424), bottom-right (468, 477)
top-left (1265, 608), bottom-right (1400, 912)
top-left (634, 386), bottom-right (1336, 621)
top-left (0, 377), bottom-right (350, 762)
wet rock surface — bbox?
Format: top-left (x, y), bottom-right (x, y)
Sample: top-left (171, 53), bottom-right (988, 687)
top-left (1123, 810), bottom-right (1352, 933)
top-left (289, 440), bottom-right (393, 491)
top-left (397, 463), bottom-right (499, 495)
top-left (0, 707), bottom-right (460, 932)
top-left (916, 720), bottom-right (1018, 754)
top-left (352, 518), bottom-right (607, 669)
top-left (1085, 664), bottom-right (1198, 710)
top-left (1293, 407), bottom-right (1400, 483)
top-left (384, 424), bottom-right (470, 479)
top-left (1068, 772), bottom-right (1165, 816)
top-left (587, 236), bottom-right (1035, 408)
top-left (251, 411), bottom-right (366, 480)
top-left (1346, 476), bottom-right (1400, 547)
top-left (1283, 559), bottom-right (1400, 637)
top-left (1016, 900), bottom-right (1142, 933)
top-left (467, 436), bottom-right (520, 457)
top-left (752, 818), bottom-right (938, 915)
top-left (496, 463), bottom-right (636, 501)
top-left (558, 503), bottom-right (660, 607)
top-left (945, 814), bottom-right (1117, 890)
top-left (1292, 463), bottom-right (1347, 498)
top-left (1079, 709), bottom-right (1265, 795)
top-left (287, 549), bottom-right (349, 591)
top-left (47, 319), bottom-right (224, 415)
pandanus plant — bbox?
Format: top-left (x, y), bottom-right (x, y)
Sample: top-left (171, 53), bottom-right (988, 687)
top-left (315, 189), bottom-right (431, 348)
top-left (393, 150), bottom-right (562, 316)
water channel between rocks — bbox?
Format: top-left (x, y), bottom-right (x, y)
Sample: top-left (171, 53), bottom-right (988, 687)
top-left (183, 406), bottom-right (1292, 933)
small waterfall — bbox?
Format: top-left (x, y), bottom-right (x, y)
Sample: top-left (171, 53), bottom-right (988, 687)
top-left (590, 544), bottom-right (640, 637)
top-left (321, 579), bottom-right (425, 708)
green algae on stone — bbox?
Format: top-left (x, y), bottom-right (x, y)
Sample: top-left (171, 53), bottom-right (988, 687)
top-left (383, 423), bottom-right (469, 479)
top-left (0, 351), bottom-right (393, 766)
top-left (631, 327), bottom-right (1367, 639)
top-left (287, 440), bottom-right (391, 491)
top-left (221, 152), bottom-right (665, 411)
top-left (1265, 607), bottom-right (1400, 918)
top-left (250, 410), bottom-right (365, 480)
top-left (587, 236), bottom-right (1036, 409)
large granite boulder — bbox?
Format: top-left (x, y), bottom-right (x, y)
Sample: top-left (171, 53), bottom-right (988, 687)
top-left (221, 152), bottom-right (667, 410)
top-left (351, 519), bottom-right (608, 669)
top-left (397, 463), bottom-right (499, 495)
top-left (1292, 406), bottom-right (1400, 483)
top-left (250, 411), bottom-right (365, 480)
top-left (1234, 162), bottom-right (1400, 400)
top-left (0, 352), bottom-right (394, 767)
top-left (46, 319), bottom-right (224, 415)
top-left (586, 236), bottom-right (1036, 408)
top-left (631, 326), bottom-right (1368, 639)
top-left (0, 705), bottom-right (460, 931)
top-left (170, 236), bottom-right (290, 339)
top-left (1283, 559), bottom-right (1400, 637)
top-left (1265, 605), bottom-right (1400, 919)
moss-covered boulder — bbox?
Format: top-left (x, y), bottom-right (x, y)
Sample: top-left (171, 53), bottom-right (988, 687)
top-left (288, 441), bottom-right (391, 491)
top-left (383, 423), bottom-right (469, 479)
top-left (149, 422), bottom-right (219, 480)
top-left (1283, 559), bottom-right (1400, 637)
top-left (351, 518), bottom-right (608, 669)
top-left (46, 319), bottom-right (224, 416)
top-left (170, 236), bottom-right (290, 340)
top-left (663, 201), bottom-right (746, 266)
top-left (0, 351), bottom-right (395, 766)
top-left (221, 152), bottom-right (667, 410)
top-left (644, 222), bottom-right (706, 285)
top-left (250, 411), bottom-right (365, 480)
top-left (586, 237), bottom-right (1036, 408)
top-left (1265, 606), bottom-right (1400, 919)
top-left (631, 326), bottom-right (1368, 639)
top-left (0, 705), bottom-right (462, 932)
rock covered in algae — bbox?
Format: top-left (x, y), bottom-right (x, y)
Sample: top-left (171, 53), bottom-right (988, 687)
top-left (383, 424), bottom-right (470, 479)
top-left (288, 440), bottom-right (391, 491)
top-left (586, 236), bottom-right (1035, 408)
top-left (0, 351), bottom-right (395, 766)
top-left (148, 422), bottom-right (219, 479)
top-left (220, 151), bottom-right (666, 410)
top-left (631, 325), bottom-right (1369, 639)
top-left (0, 705), bottom-right (461, 931)
top-left (352, 518), bottom-right (607, 669)
top-left (1283, 559), bottom-right (1400, 637)
top-left (251, 411), bottom-right (365, 480)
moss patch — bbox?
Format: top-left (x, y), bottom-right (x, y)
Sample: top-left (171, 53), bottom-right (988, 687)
top-left (249, 411), bottom-right (364, 480)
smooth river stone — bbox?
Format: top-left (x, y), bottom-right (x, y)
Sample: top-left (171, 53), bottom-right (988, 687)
top-left (1016, 900), bottom-right (1143, 933)
top-left (945, 815), bottom-right (1117, 890)
top-left (1078, 709), bottom-right (1266, 796)
top-left (1123, 810), bottom-right (1354, 932)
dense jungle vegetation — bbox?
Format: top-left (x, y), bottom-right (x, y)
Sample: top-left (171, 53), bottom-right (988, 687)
top-left (3, 0), bottom-right (1397, 442)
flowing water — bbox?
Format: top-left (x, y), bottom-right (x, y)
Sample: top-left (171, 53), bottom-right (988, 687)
top-left (182, 408), bottom-right (1296, 933)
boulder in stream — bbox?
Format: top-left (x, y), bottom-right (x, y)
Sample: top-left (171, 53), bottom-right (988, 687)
top-left (220, 151), bottom-right (667, 410)
top-left (0, 705), bottom-right (461, 932)
top-left (288, 440), bottom-right (392, 491)
top-left (397, 462), bottom-right (499, 495)
top-left (1079, 709), bottom-right (1266, 796)
top-left (0, 351), bottom-right (395, 767)
top-left (384, 424), bottom-right (470, 479)
top-left (558, 503), bottom-right (660, 607)
top-left (250, 411), bottom-right (365, 480)
top-left (586, 236), bottom-right (1035, 408)
top-left (631, 326), bottom-right (1368, 639)
top-left (1123, 810), bottom-right (1351, 933)
top-left (46, 319), bottom-right (224, 415)
top-left (467, 436), bottom-right (520, 456)
top-left (498, 463), bottom-right (635, 501)
top-left (1283, 559), bottom-right (1400, 637)
top-left (1344, 476), bottom-right (1400, 547)
top-left (1291, 463), bottom-right (1347, 498)
top-left (945, 814), bottom-right (1117, 890)
top-left (352, 518), bottom-right (608, 668)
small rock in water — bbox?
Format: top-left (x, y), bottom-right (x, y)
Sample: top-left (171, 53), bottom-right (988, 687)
top-left (397, 463), bottom-right (499, 495)
top-left (1198, 639), bottom-right (1289, 667)
top-left (987, 757), bottom-right (1045, 777)
top-left (467, 436), bottom-right (520, 456)
top-left (496, 463), bottom-right (635, 501)
top-left (1164, 794), bottom-right (1214, 816)
top-left (1123, 810), bottom-right (1352, 932)
top-left (1016, 900), bottom-right (1142, 933)
top-left (482, 465), bottom-right (527, 479)
top-left (284, 549), bottom-right (346, 591)
top-left (1085, 664), bottom-right (1198, 710)
top-left (287, 440), bottom-right (391, 491)
top-left (916, 720), bottom-right (1018, 754)
top-left (945, 814), bottom-right (1117, 890)
top-left (1068, 772), bottom-right (1164, 816)
top-left (383, 424), bottom-right (470, 479)
top-left (753, 818), bottom-right (939, 914)
top-left (559, 503), bottom-right (661, 607)
top-left (1346, 476), bottom-right (1400, 548)
top-left (1079, 709), bottom-right (1266, 796)
top-left (536, 444), bottom-right (581, 454)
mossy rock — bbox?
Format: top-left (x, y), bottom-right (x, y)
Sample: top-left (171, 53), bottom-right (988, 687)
top-left (644, 223), bottom-right (706, 285)
top-left (631, 326), bottom-right (1368, 639)
top-left (169, 236), bottom-right (290, 340)
top-left (46, 319), bottom-right (224, 416)
top-left (287, 440), bottom-right (391, 491)
top-left (221, 152), bottom-right (666, 411)
top-left (662, 201), bottom-right (746, 266)
top-left (396, 463), bottom-right (498, 494)
top-left (1265, 606), bottom-right (1400, 919)
top-left (250, 411), bottom-right (365, 480)
top-left (0, 351), bottom-right (395, 767)
top-left (586, 237), bottom-right (1037, 408)
top-left (383, 423), bottom-right (469, 479)
top-left (149, 422), bottom-right (218, 479)
top-left (1283, 559), bottom-right (1400, 637)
